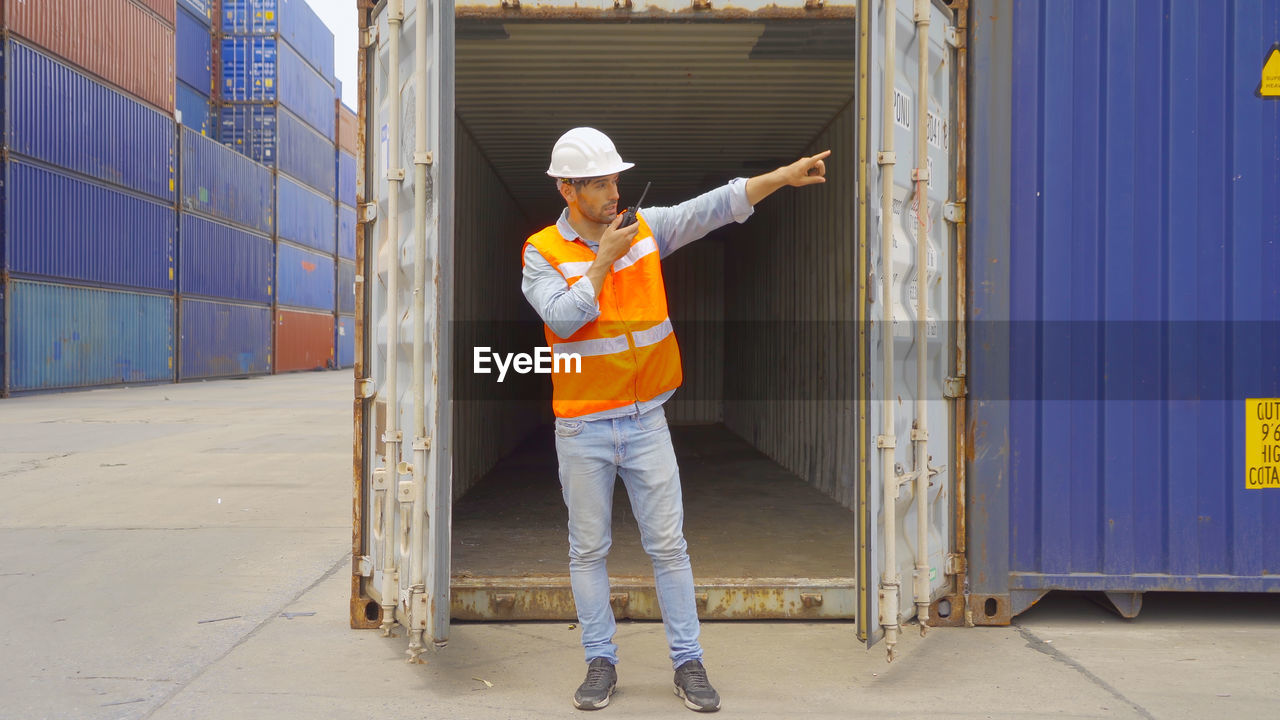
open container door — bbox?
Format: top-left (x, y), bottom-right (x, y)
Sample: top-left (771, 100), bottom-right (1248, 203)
top-left (354, 0), bottom-right (456, 660)
top-left (858, 0), bottom-right (962, 659)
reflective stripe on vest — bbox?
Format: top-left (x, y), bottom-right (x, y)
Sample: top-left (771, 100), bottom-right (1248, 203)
top-left (523, 213), bottom-right (683, 418)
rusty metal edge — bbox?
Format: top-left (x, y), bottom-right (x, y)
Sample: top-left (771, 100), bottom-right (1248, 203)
top-left (455, 5), bottom-right (857, 21)
top-left (350, 0), bottom-right (381, 630)
top-left (929, 0), bottom-right (969, 630)
top-left (852, 0), bottom-right (871, 646)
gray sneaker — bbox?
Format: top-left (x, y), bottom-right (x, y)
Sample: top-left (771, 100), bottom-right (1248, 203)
top-left (673, 659), bottom-right (721, 712)
top-left (573, 657), bottom-right (617, 710)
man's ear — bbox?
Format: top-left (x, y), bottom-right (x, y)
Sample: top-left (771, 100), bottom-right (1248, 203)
top-left (557, 181), bottom-right (574, 205)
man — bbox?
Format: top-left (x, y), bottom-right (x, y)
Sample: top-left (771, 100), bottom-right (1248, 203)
top-left (521, 127), bottom-right (828, 712)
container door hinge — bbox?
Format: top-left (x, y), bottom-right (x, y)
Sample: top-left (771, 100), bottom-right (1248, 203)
top-left (356, 555), bottom-right (374, 577)
top-left (945, 25), bottom-right (966, 49)
top-left (943, 376), bottom-right (967, 398)
top-left (501, 0), bottom-right (521, 8)
top-left (943, 202), bottom-right (966, 224)
top-left (358, 377), bottom-right (376, 399)
top-left (946, 554), bottom-right (966, 576)
top-left (804, 0), bottom-right (824, 9)
top-left (691, 0), bottom-right (712, 9)
top-left (360, 203), bottom-right (378, 223)
top-left (361, 26), bottom-right (379, 49)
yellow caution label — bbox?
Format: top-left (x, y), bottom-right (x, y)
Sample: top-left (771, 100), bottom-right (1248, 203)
top-left (1246, 399), bottom-right (1280, 488)
top-left (1258, 44), bottom-right (1280, 99)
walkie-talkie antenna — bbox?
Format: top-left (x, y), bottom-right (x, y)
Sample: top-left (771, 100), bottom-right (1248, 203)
top-left (634, 181), bottom-right (651, 212)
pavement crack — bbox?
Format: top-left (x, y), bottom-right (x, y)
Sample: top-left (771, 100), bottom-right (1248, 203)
top-left (0, 453), bottom-right (74, 479)
top-left (140, 551), bottom-right (352, 719)
top-left (1014, 624), bottom-right (1156, 720)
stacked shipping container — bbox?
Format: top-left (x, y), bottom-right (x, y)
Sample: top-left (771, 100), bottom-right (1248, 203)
top-left (1, 2), bottom-right (179, 394)
top-left (218, 0), bottom-right (338, 372)
top-left (336, 101), bottom-right (357, 369)
top-left (177, 128), bottom-right (276, 379)
top-left (177, 0), bottom-right (217, 137)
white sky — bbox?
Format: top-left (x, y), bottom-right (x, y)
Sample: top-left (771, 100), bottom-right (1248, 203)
top-left (308, 0), bottom-right (359, 108)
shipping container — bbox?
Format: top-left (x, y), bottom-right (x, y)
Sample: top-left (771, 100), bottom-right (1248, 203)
top-left (276, 242), bottom-right (335, 311)
top-left (337, 101), bottom-right (358, 156)
top-left (178, 213), bottom-right (274, 304)
top-left (177, 3), bottom-right (214, 95)
top-left (966, 0), bottom-right (1280, 624)
top-left (3, 39), bottom-right (177, 203)
top-left (133, 0), bottom-right (179, 25)
top-left (337, 150), bottom-right (357, 208)
top-left (220, 104), bottom-right (336, 195)
top-left (180, 126), bottom-right (274, 234)
top-left (337, 260), bottom-right (355, 315)
top-left (2, 0), bottom-right (176, 112)
top-left (2, 280), bottom-right (174, 394)
top-left (277, 174), bottom-right (337, 253)
top-left (336, 314), bottom-right (355, 369)
top-left (176, 82), bottom-right (216, 136)
top-left (220, 0), bottom-right (336, 82)
top-left (350, 0), bottom-right (962, 658)
top-left (2, 160), bottom-right (176, 292)
top-left (179, 0), bottom-right (214, 25)
top-left (178, 299), bottom-right (272, 379)
top-left (275, 307), bottom-right (334, 372)
top-left (337, 204), bottom-right (356, 261)
top-left (220, 35), bottom-right (336, 139)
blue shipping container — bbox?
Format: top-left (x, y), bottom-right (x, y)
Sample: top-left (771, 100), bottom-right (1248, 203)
top-left (179, 213), bottom-right (274, 304)
top-left (337, 150), bottom-right (356, 207)
top-left (179, 299), bottom-right (272, 379)
top-left (220, 0), bottom-right (336, 82)
top-left (220, 104), bottom-right (335, 195)
top-left (336, 314), bottom-right (354, 369)
top-left (4, 280), bottom-right (174, 392)
top-left (177, 82), bottom-right (216, 137)
top-left (176, 4), bottom-right (214, 94)
top-left (180, 127), bottom-right (275, 235)
top-left (277, 174), bottom-right (336, 254)
top-left (179, 0), bottom-right (214, 25)
top-left (338, 204), bottom-right (356, 260)
top-left (220, 35), bottom-right (335, 139)
top-left (2, 39), bottom-right (176, 203)
top-left (967, 0), bottom-right (1280, 621)
top-left (337, 260), bottom-right (355, 314)
top-left (276, 242), bottom-right (335, 311)
top-left (3, 161), bottom-right (175, 292)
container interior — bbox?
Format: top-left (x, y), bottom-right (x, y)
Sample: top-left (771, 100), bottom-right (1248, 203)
top-left (448, 15), bottom-right (861, 603)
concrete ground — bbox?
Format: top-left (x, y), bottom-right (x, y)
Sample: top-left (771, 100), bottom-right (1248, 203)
top-left (1, 373), bottom-right (1275, 720)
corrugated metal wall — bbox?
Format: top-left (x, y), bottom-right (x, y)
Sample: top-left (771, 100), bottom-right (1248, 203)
top-left (664, 238), bottom-right (724, 425)
top-left (180, 127), bottom-right (275, 233)
top-left (451, 122), bottom-right (544, 497)
top-left (179, 299), bottom-right (273, 379)
top-left (221, 0), bottom-right (336, 82)
top-left (5, 39), bottom-right (177, 203)
top-left (277, 174), bottom-right (337, 253)
top-left (178, 214), bottom-right (274, 304)
top-left (969, 0), bottom-right (1280, 614)
top-left (5, 161), bottom-right (176, 292)
top-left (274, 308), bottom-right (333, 371)
top-left (3, 0), bottom-right (176, 112)
top-left (6, 281), bottom-right (174, 391)
top-left (276, 242), bottom-right (336, 311)
top-left (724, 101), bottom-right (859, 509)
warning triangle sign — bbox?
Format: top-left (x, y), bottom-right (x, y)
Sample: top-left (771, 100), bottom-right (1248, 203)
top-left (1259, 43), bottom-right (1280, 99)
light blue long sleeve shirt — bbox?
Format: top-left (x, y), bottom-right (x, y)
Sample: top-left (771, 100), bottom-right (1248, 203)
top-left (522, 177), bottom-right (755, 421)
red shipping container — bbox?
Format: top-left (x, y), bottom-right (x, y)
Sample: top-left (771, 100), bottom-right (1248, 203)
top-left (5, 0), bottom-right (176, 112)
top-left (337, 101), bottom-right (358, 156)
top-left (275, 309), bottom-right (335, 373)
top-left (133, 0), bottom-right (177, 26)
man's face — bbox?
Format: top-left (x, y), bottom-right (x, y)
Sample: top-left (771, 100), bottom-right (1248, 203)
top-left (566, 174), bottom-right (621, 224)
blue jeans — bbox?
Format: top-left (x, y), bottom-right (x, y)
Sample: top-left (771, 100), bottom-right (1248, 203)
top-left (553, 405), bottom-right (702, 669)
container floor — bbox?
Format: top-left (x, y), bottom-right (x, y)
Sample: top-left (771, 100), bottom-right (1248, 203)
top-left (452, 423), bottom-right (856, 584)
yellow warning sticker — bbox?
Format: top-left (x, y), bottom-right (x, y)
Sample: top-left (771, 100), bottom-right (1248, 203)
top-left (1246, 399), bottom-right (1280, 489)
top-left (1258, 44), bottom-right (1280, 99)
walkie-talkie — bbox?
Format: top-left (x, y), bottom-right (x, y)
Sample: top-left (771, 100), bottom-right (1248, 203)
top-left (618, 182), bottom-right (651, 228)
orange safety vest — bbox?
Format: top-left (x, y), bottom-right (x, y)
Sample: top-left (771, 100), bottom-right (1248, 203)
top-left (523, 213), bottom-right (682, 418)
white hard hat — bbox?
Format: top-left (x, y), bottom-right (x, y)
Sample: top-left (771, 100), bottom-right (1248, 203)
top-left (546, 127), bottom-right (635, 179)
